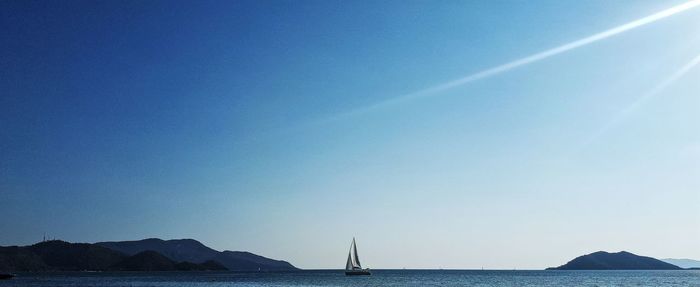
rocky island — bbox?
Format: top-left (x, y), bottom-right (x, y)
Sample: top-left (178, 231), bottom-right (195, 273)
top-left (547, 251), bottom-right (682, 270)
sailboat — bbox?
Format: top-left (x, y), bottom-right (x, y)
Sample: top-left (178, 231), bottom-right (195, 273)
top-left (345, 237), bottom-right (370, 276)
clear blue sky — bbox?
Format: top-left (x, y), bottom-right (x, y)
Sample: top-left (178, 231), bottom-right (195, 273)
top-left (1, 0), bottom-right (699, 269)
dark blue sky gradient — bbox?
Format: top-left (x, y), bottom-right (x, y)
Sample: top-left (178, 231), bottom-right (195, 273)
top-left (1, 0), bottom-right (699, 269)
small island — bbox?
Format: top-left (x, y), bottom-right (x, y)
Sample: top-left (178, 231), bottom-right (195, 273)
top-left (547, 251), bottom-right (682, 270)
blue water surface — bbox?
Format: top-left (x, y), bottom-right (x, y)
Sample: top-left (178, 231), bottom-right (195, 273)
top-left (2, 270), bottom-right (700, 287)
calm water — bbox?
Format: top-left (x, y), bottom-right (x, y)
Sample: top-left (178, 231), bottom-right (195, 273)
top-left (2, 270), bottom-right (700, 287)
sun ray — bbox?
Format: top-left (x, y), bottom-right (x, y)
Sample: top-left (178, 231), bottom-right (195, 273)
top-left (577, 53), bottom-right (700, 150)
top-left (321, 0), bottom-right (700, 123)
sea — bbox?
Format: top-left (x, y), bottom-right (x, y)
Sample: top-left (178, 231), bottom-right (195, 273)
top-left (2, 270), bottom-right (699, 287)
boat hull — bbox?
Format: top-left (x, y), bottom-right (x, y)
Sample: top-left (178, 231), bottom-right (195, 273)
top-left (0, 274), bottom-right (14, 280)
top-left (345, 269), bottom-right (371, 276)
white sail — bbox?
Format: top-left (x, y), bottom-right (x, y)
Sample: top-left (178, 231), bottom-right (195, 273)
top-left (352, 238), bottom-right (361, 268)
top-left (345, 251), bottom-right (353, 270)
top-left (346, 238), bottom-right (362, 270)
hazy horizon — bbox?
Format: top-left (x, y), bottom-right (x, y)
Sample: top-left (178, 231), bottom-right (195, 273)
top-left (2, 0), bottom-right (699, 270)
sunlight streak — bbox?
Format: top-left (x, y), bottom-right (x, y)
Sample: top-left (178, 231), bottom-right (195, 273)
top-left (325, 0), bottom-right (700, 122)
top-left (578, 53), bottom-right (700, 149)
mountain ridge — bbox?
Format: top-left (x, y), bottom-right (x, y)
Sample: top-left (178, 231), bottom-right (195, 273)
top-left (96, 238), bottom-right (297, 271)
top-left (109, 250), bottom-right (227, 271)
top-left (0, 240), bottom-right (226, 271)
top-left (661, 258), bottom-right (700, 269)
top-left (1, 238), bottom-right (296, 272)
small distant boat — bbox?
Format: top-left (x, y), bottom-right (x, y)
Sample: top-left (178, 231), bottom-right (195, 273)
top-left (345, 238), bottom-right (370, 276)
top-left (0, 273), bottom-right (14, 280)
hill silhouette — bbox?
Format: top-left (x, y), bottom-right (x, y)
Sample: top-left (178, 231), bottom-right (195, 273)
top-left (97, 238), bottom-right (296, 271)
top-left (547, 251), bottom-right (682, 270)
top-left (97, 239), bottom-right (216, 263)
top-left (111, 250), bottom-right (176, 271)
top-left (0, 240), bottom-right (234, 272)
top-left (0, 246), bottom-right (49, 271)
top-left (110, 250), bottom-right (227, 271)
top-left (661, 258), bottom-right (700, 269)
top-left (28, 240), bottom-right (126, 271)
